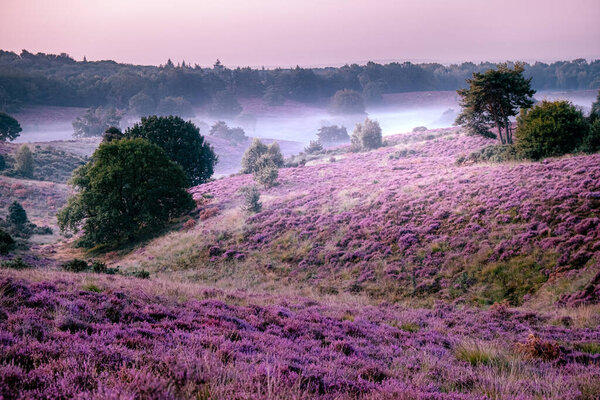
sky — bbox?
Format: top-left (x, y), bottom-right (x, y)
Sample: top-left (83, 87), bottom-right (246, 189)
top-left (1, 0), bottom-right (599, 68)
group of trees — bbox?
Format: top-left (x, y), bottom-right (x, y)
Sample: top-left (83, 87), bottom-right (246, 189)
top-left (209, 121), bottom-right (248, 142)
top-left (457, 65), bottom-right (600, 160)
top-left (58, 116), bottom-right (217, 247)
top-left (2, 49), bottom-right (599, 113)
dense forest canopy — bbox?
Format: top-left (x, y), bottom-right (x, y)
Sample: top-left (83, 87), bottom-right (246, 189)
top-left (0, 49), bottom-right (598, 112)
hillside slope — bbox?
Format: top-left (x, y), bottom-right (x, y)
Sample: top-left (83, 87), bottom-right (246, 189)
top-left (113, 128), bottom-right (600, 307)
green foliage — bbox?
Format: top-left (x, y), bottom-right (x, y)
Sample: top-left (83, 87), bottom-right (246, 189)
top-left (125, 116), bottom-right (218, 186)
top-left (0, 154), bottom-right (5, 171)
top-left (72, 107), bottom-right (122, 138)
top-left (351, 118), bottom-right (383, 150)
top-left (240, 185), bottom-right (262, 213)
top-left (456, 144), bottom-right (522, 165)
top-left (253, 156), bottom-right (279, 188)
top-left (515, 100), bottom-right (589, 160)
top-left (455, 341), bottom-right (500, 366)
top-left (330, 89), bottom-right (365, 115)
top-left (456, 63), bottom-right (535, 144)
top-left (0, 229), bottom-right (15, 255)
top-left (156, 96), bottom-right (194, 117)
top-left (209, 91), bottom-right (242, 118)
top-left (62, 259), bottom-right (89, 273)
top-left (590, 90), bottom-right (600, 123)
top-left (304, 140), bottom-right (323, 154)
top-left (0, 112), bottom-right (22, 141)
top-left (0, 257), bottom-right (32, 270)
top-left (57, 138), bottom-right (195, 248)
top-left (8, 201), bottom-right (27, 226)
top-left (15, 145), bottom-right (34, 178)
top-left (128, 269), bottom-right (150, 279)
top-left (580, 119), bottom-right (600, 154)
top-left (399, 322), bottom-right (420, 333)
top-left (101, 127), bottom-right (124, 143)
top-left (317, 125), bottom-right (349, 145)
top-left (241, 139), bottom-right (284, 174)
top-left (128, 91), bottom-right (156, 116)
top-left (209, 121), bottom-right (247, 142)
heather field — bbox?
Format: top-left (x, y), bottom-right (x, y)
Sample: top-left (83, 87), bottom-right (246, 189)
top-left (3, 127), bottom-right (600, 398)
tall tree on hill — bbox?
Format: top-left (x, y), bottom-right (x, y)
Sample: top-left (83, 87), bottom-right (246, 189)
top-left (455, 63), bottom-right (535, 144)
top-left (0, 112), bottom-right (22, 141)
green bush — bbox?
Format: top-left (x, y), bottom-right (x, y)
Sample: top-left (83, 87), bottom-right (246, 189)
top-left (0, 229), bottom-right (15, 255)
top-left (580, 119), bottom-right (600, 154)
top-left (515, 100), bottom-right (589, 160)
top-left (316, 125), bottom-right (349, 145)
top-left (456, 144), bottom-right (522, 165)
top-left (253, 155), bottom-right (279, 188)
top-left (1, 257), bottom-right (31, 270)
top-left (330, 89), bottom-right (365, 115)
top-left (351, 118), bottom-right (383, 150)
top-left (62, 259), bottom-right (89, 272)
top-left (240, 185), bottom-right (262, 213)
top-left (125, 116), bottom-right (218, 186)
top-left (15, 145), bottom-right (34, 178)
top-left (241, 139), bottom-right (284, 174)
top-left (57, 138), bottom-right (195, 247)
top-left (8, 201), bottom-right (27, 226)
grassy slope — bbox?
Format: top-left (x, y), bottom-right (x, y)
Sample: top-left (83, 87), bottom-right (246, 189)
top-left (109, 128), bottom-right (600, 309)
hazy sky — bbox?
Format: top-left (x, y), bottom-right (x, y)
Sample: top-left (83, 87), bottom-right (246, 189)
top-left (1, 0), bottom-right (599, 67)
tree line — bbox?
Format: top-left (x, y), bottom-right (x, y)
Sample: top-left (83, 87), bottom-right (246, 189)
top-left (1, 49), bottom-right (599, 112)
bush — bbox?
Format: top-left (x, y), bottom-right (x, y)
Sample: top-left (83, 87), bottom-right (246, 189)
top-left (0, 229), bottom-right (15, 255)
top-left (125, 116), bottom-right (218, 186)
top-left (254, 162), bottom-right (279, 188)
top-left (304, 140), bottom-right (323, 154)
top-left (515, 100), bottom-right (589, 160)
top-left (8, 201), bottom-right (27, 226)
top-left (72, 107), bottom-right (122, 138)
top-left (240, 185), bottom-right (262, 213)
top-left (351, 118), bottom-right (383, 150)
top-left (57, 138), bottom-right (195, 247)
top-left (156, 96), bottom-right (194, 117)
top-left (412, 126), bottom-right (428, 132)
top-left (330, 89), bottom-right (365, 115)
top-left (0, 257), bottom-right (31, 269)
top-left (580, 119), bottom-right (600, 154)
top-left (316, 125), bottom-right (350, 146)
top-left (209, 121), bottom-right (247, 142)
top-left (209, 91), bottom-right (242, 118)
top-left (241, 139), bottom-right (284, 174)
top-left (15, 145), bottom-right (34, 178)
top-left (128, 269), bottom-right (150, 279)
top-left (456, 144), bottom-right (522, 165)
top-left (62, 259), bottom-right (89, 273)
top-left (102, 127), bottom-right (124, 143)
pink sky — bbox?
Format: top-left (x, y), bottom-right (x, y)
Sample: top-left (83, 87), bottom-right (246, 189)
top-left (1, 0), bottom-right (599, 67)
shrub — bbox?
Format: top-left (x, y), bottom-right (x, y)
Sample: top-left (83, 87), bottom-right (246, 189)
top-left (240, 185), bottom-right (262, 213)
top-left (102, 127), bottom-right (124, 143)
top-left (351, 118), bottom-right (383, 150)
top-left (580, 119), bottom-right (600, 154)
top-left (72, 107), bottom-right (122, 138)
top-left (209, 121), bottom-right (247, 142)
top-left (15, 145), bottom-right (34, 178)
top-left (304, 140), bottom-right (323, 154)
top-left (515, 100), bottom-right (589, 160)
top-left (330, 89), bottom-right (365, 115)
top-left (57, 138), bottom-right (195, 247)
top-left (125, 116), bottom-right (218, 185)
top-left (91, 261), bottom-right (107, 273)
top-left (62, 259), bottom-right (89, 273)
top-left (128, 269), bottom-right (150, 279)
top-left (516, 334), bottom-right (560, 361)
top-left (0, 229), bottom-right (15, 255)
top-left (0, 257), bottom-right (31, 269)
top-left (8, 201), bottom-right (27, 226)
top-left (456, 144), bottom-right (522, 165)
top-left (412, 126), bottom-right (428, 132)
top-left (241, 139), bottom-right (283, 174)
top-left (317, 125), bottom-right (349, 145)
top-left (253, 156), bottom-right (279, 188)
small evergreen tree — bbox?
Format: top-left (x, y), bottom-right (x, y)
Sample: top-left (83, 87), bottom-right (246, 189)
top-left (15, 144), bottom-right (34, 178)
top-left (240, 185), bottom-right (262, 213)
top-left (8, 201), bottom-right (28, 226)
